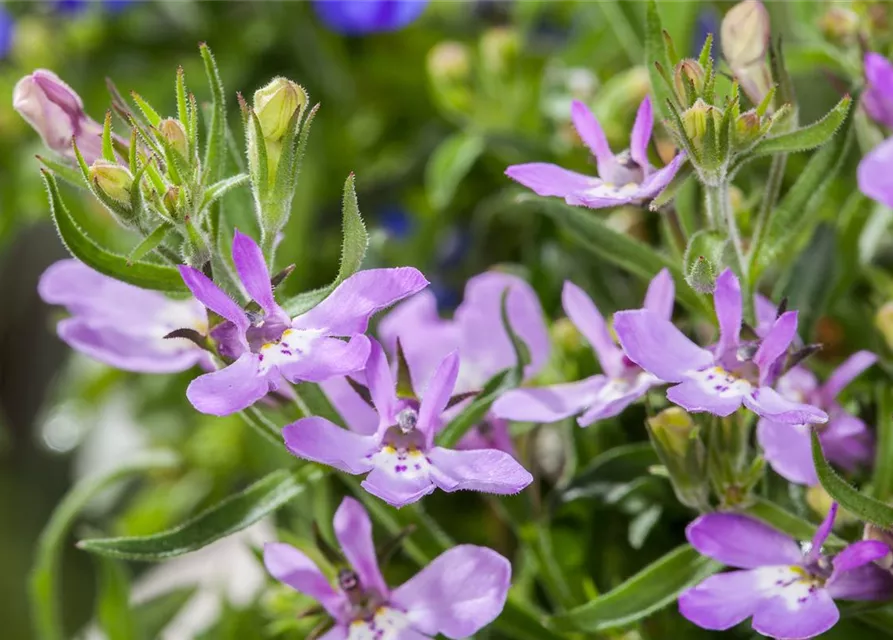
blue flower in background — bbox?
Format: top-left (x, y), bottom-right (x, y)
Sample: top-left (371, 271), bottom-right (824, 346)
top-left (54, 0), bottom-right (134, 14)
top-left (312, 0), bottom-right (428, 36)
top-left (379, 205), bottom-right (414, 239)
top-left (0, 6), bottom-right (14, 59)
top-left (693, 7), bottom-right (720, 55)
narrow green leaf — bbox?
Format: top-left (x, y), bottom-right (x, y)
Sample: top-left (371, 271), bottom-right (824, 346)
top-left (526, 194), bottom-right (709, 314)
top-left (873, 384), bottom-right (893, 503)
top-left (176, 66), bottom-right (190, 139)
top-left (42, 172), bottom-right (188, 292)
top-left (78, 467), bottom-right (323, 561)
top-left (133, 588), bottom-right (196, 640)
top-left (812, 429), bottom-right (893, 528)
top-left (645, 0), bottom-right (678, 124)
top-left (248, 110), bottom-right (269, 192)
top-left (95, 557), bottom-right (136, 640)
top-left (128, 222), bottom-right (173, 264)
top-left (130, 92), bottom-right (162, 128)
top-left (744, 497), bottom-right (844, 545)
top-left (553, 545), bottom-right (721, 632)
top-left (101, 111), bottom-right (116, 162)
top-left (557, 443), bottom-right (659, 506)
top-left (200, 43), bottom-right (227, 183)
top-left (776, 224), bottom-right (838, 340)
top-left (748, 96), bottom-right (851, 158)
top-left (425, 132), bottom-right (484, 211)
top-left (201, 173), bottom-right (250, 211)
top-left (597, 0), bottom-right (643, 65)
top-left (36, 155), bottom-right (84, 187)
top-left (29, 453), bottom-right (178, 640)
top-left (335, 173), bottom-right (369, 283)
top-left (281, 286), bottom-right (329, 318)
top-left (493, 596), bottom-right (566, 640)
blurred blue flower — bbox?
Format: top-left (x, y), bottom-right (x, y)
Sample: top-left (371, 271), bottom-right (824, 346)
top-left (693, 7), bottom-right (720, 55)
top-left (430, 279), bottom-right (460, 312)
top-left (437, 226), bottom-right (470, 269)
top-left (0, 6), bottom-right (14, 59)
top-left (312, 0), bottom-right (428, 36)
top-left (54, 0), bottom-right (134, 15)
top-left (379, 205), bottom-right (414, 239)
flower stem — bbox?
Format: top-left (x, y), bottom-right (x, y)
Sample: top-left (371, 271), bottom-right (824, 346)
top-left (747, 153), bottom-right (788, 281)
top-left (706, 182), bottom-right (749, 281)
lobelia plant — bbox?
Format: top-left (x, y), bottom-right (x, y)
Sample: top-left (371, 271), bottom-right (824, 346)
top-left (15, 1), bottom-right (893, 638)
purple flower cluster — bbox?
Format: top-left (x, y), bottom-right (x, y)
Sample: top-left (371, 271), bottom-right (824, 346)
top-left (859, 53), bottom-right (893, 209)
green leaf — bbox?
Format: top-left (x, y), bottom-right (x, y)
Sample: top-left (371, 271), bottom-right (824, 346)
top-left (36, 154), bottom-right (85, 187)
top-left (95, 557), bottom-right (137, 640)
top-left (130, 92), bottom-right (162, 128)
top-left (133, 587), bottom-right (196, 640)
top-left (200, 43), bottom-right (227, 183)
top-left (744, 497), bottom-right (844, 545)
top-left (101, 111), bottom-right (117, 162)
top-left (748, 96), bottom-right (851, 158)
top-left (425, 132), bottom-right (484, 211)
top-left (43, 172), bottom-right (188, 292)
top-left (78, 466), bottom-right (323, 561)
top-left (873, 384), bottom-right (893, 503)
top-left (776, 223), bottom-right (838, 340)
top-left (557, 443), bottom-right (660, 506)
top-left (493, 596), bottom-right (566, 640)
top-left (201, 173), bottom-right (250, 211)
top-left (753, 108), bottom-right (854, 276)
top-left (553, 544), bottom-right (721, 632)
top-left (812, 429), bottom-right (893, 528)
top-left (645, 0), bottom-right (678, 125)
top-left (128, 222), bottom-right (173, 264)
top-left (29, 452), bottom-right (179, 640)
top-left (526, 194), bottom-right (709, 314)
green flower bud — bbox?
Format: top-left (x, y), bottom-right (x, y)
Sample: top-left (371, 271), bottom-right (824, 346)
top-left (648, 408), bottom-right (696, 457)
top-left (89, 160), bottom-right (133, 204)
top-left (673, 59), bottom-right (706, 105)
top-left (681, 99), bottom-right (721, 150)
top-left (647, 408), bottom-right (709, 510)
top-left (480, 27), bottom-right (519, 75)
top-left (427, 41), bottom-right (471, 82)
top-left (875, 302), bottom-right (893, 351)
top-left (721, 0), bottom-right (770, 69)
top-left (735, 109), bottom-right (762, 147)
top-left (253, 77), bottom-right (307, 142)
top-left (819, 8), bottom-right (860, 46)
top-left (158, 118), bottom-right (188, 157)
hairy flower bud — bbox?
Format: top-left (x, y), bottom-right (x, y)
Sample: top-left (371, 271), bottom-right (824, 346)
top-left (13, 69), bottom-right (105, 163)
top-left (158, 118), bottom-right (188, 157)
top-left (647, 408), bottom-right (709, 510)
top-left (819, 8), bottom-right (860, 45)
top-left (721, 0), bottom-right (773, 107)
top-left (673, 59), bottom-right (706, 105)
top-left (649, 408), bottom-right (696, 457)
top-left (735, 109), bottom-right (762, 147)
top-left (681, 99), bottom-right (721, 150)
top-left (253, 77), bottom-right (307, 142)
top-left (89, 160), bottom-right (133, 204)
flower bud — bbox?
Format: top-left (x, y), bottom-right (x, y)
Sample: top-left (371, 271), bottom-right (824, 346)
top-left (721, 0), bottom-right (770, 69)
top-left (648, 407), bottom-right (696, 457)
top-left (875, 302), bottom-right (893, 351)
top-left (673, 59), bottom-right (706, 105)
top-left (686, 256), bottom-right (717, 294)
top-left (13, 69), bottom-right (104, 163)
top-left (681, 99), bottom-right (721, 150)
top-left (158, 118), bottom-right (188, 157)
top-left (819, 8), bottom-right (860, 45)
top-left (428, 41), bottom-right (471, 82)
top-left (164, 185), bottom-right (181, 216)
top-left (863, 523), bottom-right (893, 571)
top-left (253, 77), bottom-right (307, 142)
top-left (735, 109), bottom-right (763, 147)
top-left (647, 408), bottom-right (709, 510)
top-left (480, 27), bottom-right (519, 76)
top-left (88, 160), bottom-right (133, 204)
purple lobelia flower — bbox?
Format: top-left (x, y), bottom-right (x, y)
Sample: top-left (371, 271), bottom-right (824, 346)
top-left (264, 497), bottom-right (510, 639)
top-left (492, 270), bottom-right (674, 427)
top-left (679, 505), bottom-right (893, 639)
top-left (39, 259), bottom-right (208, 373)
top-left (758, 351), bottom-right (876, 486)
top-left (858, 136), bottom-right (893, 209)
top-left (284, 340), bottom-right (533, 507)
top-left (863, 53), bottom-right (893, 130)
top-left (312, 0), bottom-right (428, 36)
top-left (614, 269), bottom-right (828, 424)
top-left (13, 69), bottom-right (106, 164)
top-left (179, 230), bottom-right (427, 416)
top-left (505, 96), bottom-right (685, 209)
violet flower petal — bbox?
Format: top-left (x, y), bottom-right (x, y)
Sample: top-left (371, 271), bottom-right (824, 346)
top-left (629, 96), bottom-right (653, 171)
top-left (504, 162), bottom-right (600, 198)
top-left (179, 265), bottom-right (249, 335)
top-left (231, 229), bottom-right (287, 322)
top-left (562, 280), bottom-right (624, 376)
top-left (858, 137), bottom-right (893, 209)
top-left (827, 562), bottom-right (893, 601)
top-left (570, 99), bottom-right (616, 177)
top-left (678, 569), bottom-right (764, 631)
top-left (283, 417), bottom-right (377, 474)
top-left (806, 503), bottom-right (838, 564)
top-left (417, 352), bottom-right (459, 443)
top-left (713, 269), bottom-right (742, 358)
top-left (754, 311), bottom-right (798, 385)
top-left (863, 53), bottom-right (893, 129)
top-left (614, 309), bottom-right (714, 383)
top-left (667, 378), bottom-right (745, 416)
top-left (831, 540), bottom-right (890, 575)
top-left (279, 335), bottom-right (371, 383)
top-left (686, 513), bottom-right (802, 568)
top-left (390, 545), bottom-right (511, 638)
top-left (365, 339), bottom-right (399, 425)
top-left (756, 420), bottom-right (818, 485)
top-left (491, 376), bottom-right (607, 423)
top-left (428, 446), bottom-right (533, 495)
top-left (292, 267), bottom-right (428, 336)
top-left (642, 268), bottom-right (675, 320)
top-left (263, 542), bottom-right (345, 619)
top-left (822, 350), bottom-right (877, 401)
top-left (578, 373), bottom-right (658, 426)
top-left (635, 152), bottom-right (685, 198)
top-left (743, 386), bottom-right (828, 425)
top-left (333, 497), bottom-right (389, 598)
top-left (360, 466), bottom-right (436, 508)
top-left (750, 585), bottom-right (839, 640)
top-left (186, 353), bottom-right (269, 416)
top-left (319, 376), bottom-right (378, 435)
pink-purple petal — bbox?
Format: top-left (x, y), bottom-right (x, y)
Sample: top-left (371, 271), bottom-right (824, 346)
top-left (806, 503), bottom-right (838, 564)
top-left (754, 311), bottom-right (798, 385)
top-left (642, 268), bottom-right (675, 320)
top-left (667, 378), bottom-right (744, 417)
top-left (744, 387), bottom-right (828, 425)
top-left (831, 540), bottom-right (890, 575)
top-left (178, 265), bottom-right (249, 334)
top-left (491, 376), bottom-right (606, 423)
top-left (750, 586), bottom-right (839, 640)
top-left (578, 375), bottom-right (656, 426)
top-left (570, 99), bottom-right (615, 177)
top-left (364, 339), bottom-right (399, 425)
top-left (428, 446), bottom-right (533, 495)
top-left (686, 513), bottom-right (802, 568)
top-left (822, 350), bottom-right (877, 401)
top-left (186, 353), bottom-right (269, 416)
top-left (292, 267), bottom-right (429, 336)
top-left (629, 96), bottom-right (653, 170)
top-left (562, 280), bottom-right (624, 376)
top-left (636, 152), bottom-right (685, 198)
top-left (361, 467), bottom-right (436, 508)
top-left (390, 545), bottom-right (511, 639)
top-left (262, 542), bottom-right (344, 619)
top-left (678, 570), bottom-right (764, 631)
top-left (858, 137), bottom-right (893, 209)
top-left (713, 269), bottom-right (742, 358)
top-left (826, 562), bottom-right (893, 601)
top-left (319, 376), bottom-right (379, 436)
top-left (417, 352), bottom-right (459, 442)
top-left (333, 497), bottom-right (389, 598)
top-left (278, 335), bottom-right (371, 383)
top-left (231, 229), bottom-right (284, 321)
top-left (863, 53), bottom-right (893, 129)
top-left (282, 417), bottom-right (377, 474)
top-left (504, 162), bottom-right (599, 198)
top-left (756, 420), bottom-right (818, 485)
top-left (614, 309), bottom-right (713, 383)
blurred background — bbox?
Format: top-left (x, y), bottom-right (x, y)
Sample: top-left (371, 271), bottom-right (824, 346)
top-left (0, 1), bottom-right (886, 638)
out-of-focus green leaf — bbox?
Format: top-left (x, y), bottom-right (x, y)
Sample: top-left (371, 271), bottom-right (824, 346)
top-left (493, 595), bottom-right (566, 640)
top-left (78, 466), bottom-right (323, 561)
top-left (95, 557), bottom-right (136, 640)
top-left (777, 223), bottom-right (838, 340)
top-left (133, 588), bottom-right (196, 640)
top-left (745, 498), bottom-right (843, 545)
top-left (812, 429), bottom-right (893, 528)
top-left (42, 172), bottom-right (188, 292)
top-left (747, 96), bottom-right (851, 158)
top-left (553, 544), bottom-right (720, 632)
top-left (557, 443), bottom-right (659, 505)
top-left (645, 0), bottom-right (677, 126)
top-left (526, 194), bottom-right (709, 314)
top-left (873, 384), bottom-right (893, 503)
top-left (29, 452), bottom-right (179, 640)
top-left (425, 131), bottom-right (485, 211)
top-left (201, 173), bottom-right (250, 211)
